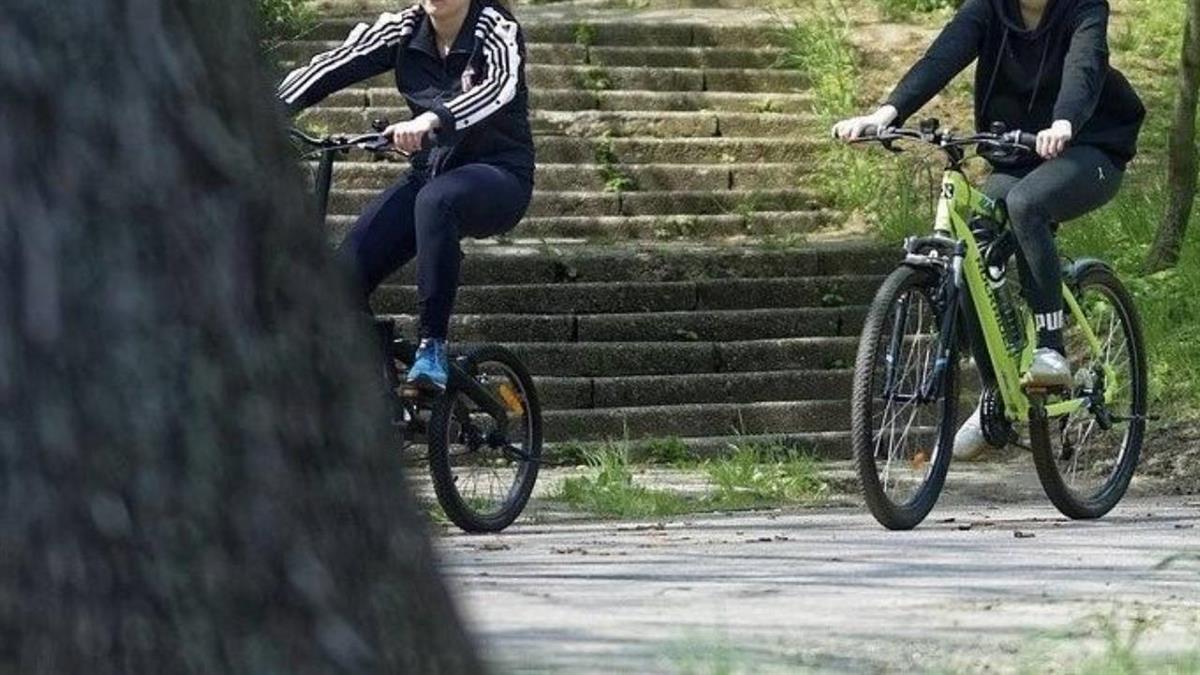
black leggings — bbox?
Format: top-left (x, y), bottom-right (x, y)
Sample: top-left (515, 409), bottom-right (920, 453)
top-left (338, 163), bottom-right (532, 339)
top-left (983, 145), bottom-right (1123, 351)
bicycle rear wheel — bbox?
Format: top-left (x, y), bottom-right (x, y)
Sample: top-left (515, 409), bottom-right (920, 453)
top-left (852, 265), bottom-right (958, 530)
top-left (427, 344), bottom-right (542, 533)
top-left (1029, 265), bottom-right (1147, 520)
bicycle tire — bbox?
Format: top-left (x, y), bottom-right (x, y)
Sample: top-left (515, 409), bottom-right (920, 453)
top-left (852, 265), bottom-right (958, 530)
top-left (1028, 265), bottom-right (1147, 520)
top-left (428, 344), bottom-right (542, 533)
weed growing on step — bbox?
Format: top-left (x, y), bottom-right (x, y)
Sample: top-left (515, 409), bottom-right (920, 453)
top-left (257, 0), bottom-right (314, 49)
top-left (554, 446), bottom-right (696, 518)
top-left (573, 22), bottom-right (597, 47)
top-left (552, 441), bottom-right (829, 518)
top-left (593, 135), bottom-right (639, 192)
top-left (580, 67), bottom-right (613, 92)
top-left (705, 443), bottom-right (828, 508)
top-left (753, 98), bottom-right (784, 114)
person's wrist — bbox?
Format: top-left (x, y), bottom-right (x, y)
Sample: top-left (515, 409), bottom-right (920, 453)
top-left (417, 111), bottom-right (441, 130)
top-left (1051, 119), bottom-right (1072, 135)
top-left (873, 105), bottom-right (899, 126)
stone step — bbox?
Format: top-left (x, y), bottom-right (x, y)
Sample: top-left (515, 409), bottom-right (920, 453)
top-left (307, 20), bottom-right (792, 48)
top-left (537, 136), bottom-right (819, 164)
top-left (364, 241), bottom-right (894, 283)
top-left (321, 161), bottom-right (808, 192)
top-left (322, 88), bottom-right (813, 113)
top-left (372, 275), bottom-right (884, 315)
top-left (542, 430), bottom-right (855, 461)
top-left (503, 337), bottom-right (858, 377)
top-left (318, 64), bottom-right (805, 94)
top-left (513, 211), bottom-right (837, 239)
top-left (281, 40), bottom-right (785, 69)
top-left (542, 399), bottom-right (849, 442)
top-left (535, 369), bottom-right (854, 410)
top-left (382, 306), bottom-right (867, 343)
top-left (327, 188), bottom-right (824, 218)
top-left (382, 241), bottom-right (894, 282)
top-left (300, 108), bottom-right (815, 139)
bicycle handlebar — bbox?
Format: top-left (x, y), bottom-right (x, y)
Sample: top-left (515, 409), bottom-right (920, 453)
top-left (288, 127), bottom-right (436, 158)
top-left (847, 124), bottom-right (1039, 156)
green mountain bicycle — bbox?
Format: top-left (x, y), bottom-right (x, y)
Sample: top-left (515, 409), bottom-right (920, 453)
top-left (847, 120), bottom-right (1149, 530)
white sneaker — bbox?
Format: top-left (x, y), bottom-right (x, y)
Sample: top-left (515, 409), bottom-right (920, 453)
top-left (1024, 348), bottom-right (1073, 390)
top-left (953, 405), bottom-right (995, 461)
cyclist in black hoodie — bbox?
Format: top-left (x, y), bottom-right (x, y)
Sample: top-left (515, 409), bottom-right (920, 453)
top-left (833, 0), bottom-right (1144, 458)
top-left (279, 0), bottom-right (535, 392)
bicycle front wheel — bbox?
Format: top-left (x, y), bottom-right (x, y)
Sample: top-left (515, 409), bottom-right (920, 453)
top-left (1029, 265), bottom-right (1147, 520)
top-left (428, 344), bottom-right (542, 533)
top-left (852, 265), bottom-right (958, 530)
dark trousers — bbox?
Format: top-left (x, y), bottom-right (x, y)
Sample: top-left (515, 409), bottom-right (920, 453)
top-left (338, 163), bottom-right (532, 339)
top-left (983, 145), bottom-right (1123, 346)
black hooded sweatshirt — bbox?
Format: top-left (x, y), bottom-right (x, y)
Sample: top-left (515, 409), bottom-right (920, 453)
top-left (885, 0), bottom-right (1145, 169)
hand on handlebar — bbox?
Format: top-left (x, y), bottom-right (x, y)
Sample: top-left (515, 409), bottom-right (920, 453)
top-left (385, 112), bottom-right (440, 154)
top-left (1035, 120), bottom-right (1072, 160)
top-left (832, 105), bottom-right (899, 141)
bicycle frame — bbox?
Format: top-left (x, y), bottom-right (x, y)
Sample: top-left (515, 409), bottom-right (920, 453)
top-left (929, 168), bottom-right (1116, 423)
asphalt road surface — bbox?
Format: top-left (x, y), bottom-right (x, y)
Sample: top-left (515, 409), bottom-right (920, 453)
top-left (439, 496), bottom-right (1200, 673)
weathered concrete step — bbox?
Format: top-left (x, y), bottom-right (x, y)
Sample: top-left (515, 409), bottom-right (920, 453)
top-left (382, 307), bottom-right (866, 343)
top-left (535, 369), bottom-right (854, 411)
top-left (504, 337), bottom-right (857, 377)
top-left (538, 136), bottom-right (819, 164)
top-left (531, 110), bottom-right (813, 138)
top-left (324, 88), bottom-right (813, 113)
top-left (331, 64), bottom-right (806, 94)
top-left (373, 275), bottom-right (883, 315)
top-left (543, 399), bottom-right (850, 442)
top-left (278, 40), bottom-right (784, 69)
top-left (543, 431), bottom-right (854, 461)
top-left (307, 20), bottom-right (792, 48)
top-left (328, 188), bottom-right (825, 218)
top-left (514, 211), bottom-right (837, 239)
top-left (302, 108), bottom-right (815, 139)
top-left (370, 242), bottom-right (894, 283)
top-left (322, 162), bottom-right (808, 192)
top-left (650, 431), bottom-right (854, 460)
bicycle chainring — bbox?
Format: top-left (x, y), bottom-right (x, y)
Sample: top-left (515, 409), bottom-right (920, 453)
top-left (979, 386), bottom-right (1014, 448)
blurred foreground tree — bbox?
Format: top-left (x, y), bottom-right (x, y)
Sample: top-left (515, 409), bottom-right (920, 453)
top-left (0, 1), bottom-right (481, 673)
top-left (1147, 0), bottom-right (1200, 271)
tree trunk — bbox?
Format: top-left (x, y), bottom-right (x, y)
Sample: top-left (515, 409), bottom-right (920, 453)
top-left (0, 1), bottom-right (482, 673)
top-left (1147, 0), bottom-right (1200, 272)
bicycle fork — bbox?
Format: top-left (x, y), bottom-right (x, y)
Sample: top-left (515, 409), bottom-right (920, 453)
top-left (883, 243), bottom-right (964, 405)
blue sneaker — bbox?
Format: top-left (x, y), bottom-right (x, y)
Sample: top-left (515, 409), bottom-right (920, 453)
top-left (407, 338), bottom-right (449, 392)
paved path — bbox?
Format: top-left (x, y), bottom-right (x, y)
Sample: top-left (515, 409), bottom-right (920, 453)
top-left (438, 497), bottom-right (1200, 673)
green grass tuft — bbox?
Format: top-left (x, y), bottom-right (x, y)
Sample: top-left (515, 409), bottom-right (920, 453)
top-left (705, 443), bottom-right (828, 508)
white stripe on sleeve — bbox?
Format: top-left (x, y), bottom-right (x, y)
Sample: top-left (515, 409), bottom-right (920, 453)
top-left (442, 8), bottom-right (521, 130)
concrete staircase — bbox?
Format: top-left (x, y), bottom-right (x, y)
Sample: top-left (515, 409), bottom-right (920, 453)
top-left (278, 5), bottom-right (895, 457)
top-left (376, 242), bottom-right (893, 456)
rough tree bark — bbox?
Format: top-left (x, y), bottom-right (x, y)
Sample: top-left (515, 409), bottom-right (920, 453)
top-left (1146, 0), bottom-right (1200, 272)
top-left (0, 1), bottom-right (482, 673)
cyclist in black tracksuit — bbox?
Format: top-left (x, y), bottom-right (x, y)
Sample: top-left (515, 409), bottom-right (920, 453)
top-left (834, 0), bottom-right (1145, 457)
top-left (279, 0), bottom-right (535, 391)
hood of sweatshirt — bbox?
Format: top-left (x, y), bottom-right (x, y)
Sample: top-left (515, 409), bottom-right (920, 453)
top-left (990, 0), bottom-right (1080, 39)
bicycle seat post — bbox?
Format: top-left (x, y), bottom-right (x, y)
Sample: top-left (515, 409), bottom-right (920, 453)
top-left (313, 146), bottom-right (336, 221)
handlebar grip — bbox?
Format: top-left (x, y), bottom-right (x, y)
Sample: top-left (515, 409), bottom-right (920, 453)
top-left (1017, 132), bottom-right (1039, 149)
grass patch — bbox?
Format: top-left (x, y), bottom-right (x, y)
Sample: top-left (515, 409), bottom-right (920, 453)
top-left (553, 441), bottom-right (827, 519)
top-left (705, 442), bottom-right (828, 508)
top-left (554, 446), bottom-right (696, 518)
